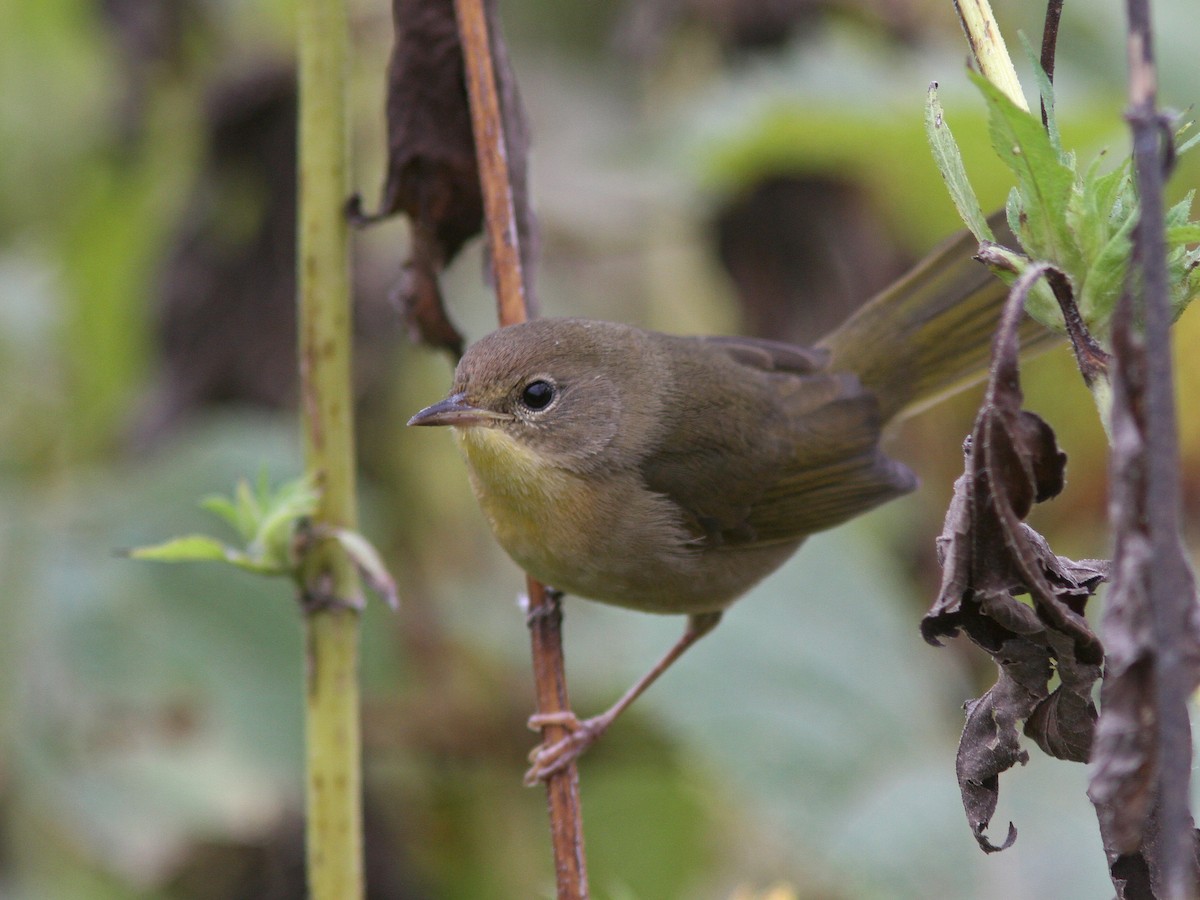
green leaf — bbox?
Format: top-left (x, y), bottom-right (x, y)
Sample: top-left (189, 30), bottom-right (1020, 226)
top-left (1166, 192), bottom-right (1197, 229)
top-left (132, 472), bottom-right (320, 580)
top-left (970, 70), bottom-right (1079, 274)
top-left (235, 477), bottom-right (261, 539)
top-left (1178, 125), bottom-right (1200, 156)
top-left (1166, 194), bottom-right (1200, 319)
top-left (126, 534), bottom-right (290, 576)
top-left (251, 476), bottom-right (319, 567)
top-left (976, 238), bottom-right (1065, 328)
top-left (1167, 223), bottom-right (1200, 245)
top-left (1078, 211), bottom-right (1136, 329)
top-left (1084, 157), bottom-right (1132, 231)
top-left (127, 534), bottom-right (234, 564)
top-left (925, 82), bottom-right (993, 243)
top-left (1019, 32), bottom-right (1062, 160)
top-left (199, 493), bottom-right (243, 533)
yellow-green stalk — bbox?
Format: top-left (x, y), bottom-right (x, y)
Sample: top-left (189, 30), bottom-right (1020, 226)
top-left (297, 0), bottom-right (364, 896)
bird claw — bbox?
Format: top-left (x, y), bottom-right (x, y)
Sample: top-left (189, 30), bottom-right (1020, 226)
top-left (523, 710), bottom-right (607, 785)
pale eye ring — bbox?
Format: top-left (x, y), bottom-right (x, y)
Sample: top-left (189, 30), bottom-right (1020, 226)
top-left (520, 379), bottom-right (555, 411)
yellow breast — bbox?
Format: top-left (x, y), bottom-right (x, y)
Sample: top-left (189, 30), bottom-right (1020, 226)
top-left (455, 426), bottom-right (602, 581)
top-left (452, 423), bottom-right (783, 615)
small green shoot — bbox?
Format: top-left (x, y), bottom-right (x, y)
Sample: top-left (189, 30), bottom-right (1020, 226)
top-left (926, 43), bottom-right (1200, 344)
top-left (130, 471), bottom-right (318, 576)
top-left (127, 471), bottom-right (397, 609)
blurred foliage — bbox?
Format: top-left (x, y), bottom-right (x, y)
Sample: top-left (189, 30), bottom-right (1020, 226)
top-left (1, 0), bottom-right (1198, 898)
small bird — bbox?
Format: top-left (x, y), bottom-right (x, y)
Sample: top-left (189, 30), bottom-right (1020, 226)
top-left (410, 222), bottom-right (1031, 780)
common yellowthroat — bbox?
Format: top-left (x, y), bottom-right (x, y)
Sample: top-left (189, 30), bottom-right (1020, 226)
top-left (410, 222), bottom-right (1033, 779)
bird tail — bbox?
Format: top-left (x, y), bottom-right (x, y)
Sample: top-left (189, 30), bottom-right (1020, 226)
top-left (818, 217), bottom-right (1049, 423)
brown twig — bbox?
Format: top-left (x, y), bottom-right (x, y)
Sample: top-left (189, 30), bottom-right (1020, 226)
top-left (454, 0), bottom-right (528, 329)
top-left (976, 243), bottom-right (1110, 387)
top-left (1039, 0), bottom-right (1064, 129)
top-left (451, 0), bottom-right (590, 896)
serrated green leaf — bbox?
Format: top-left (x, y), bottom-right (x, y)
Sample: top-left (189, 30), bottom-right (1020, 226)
top-left (1168, 210), bottom-right (1200, 321)
top-left (1067, 153), bottom-right (1136, 329)
top-left (127, 534), bottom-right (234, 563)
top-left (994, 186), bottom-right (1061, 328)
top-left (135, 472), bottom-right (319, 582)
top-left (1166, 192), bottom-right (1196, 228)
top-left (970, 70), bottom-right (1079, 274)
top-left (200, 474), bottom-right (318, 556)
top-left (1167, 224), bottom-right (1200, 245)
top-left (1078, 212), bottom-right (1136, 330)
top-left (253, 481), bottom-right (318, 571)
top-left (1165, 192), bottom-right (1200, 320)
top-left (253, 477), bottom-right (318, 540)
top-left (1086, 158), bottom-right (1132, 230)
top-left (1172, 284), bottom-right (1199, 322)
top-left (1005, 184), bottom-right (1023, 240)
top-left (199, 493), bottom-right (242, 531)
top-left (1064, 165), bottom-right (1093, 259)
top-left (925, 82), bottom-right (993, 243)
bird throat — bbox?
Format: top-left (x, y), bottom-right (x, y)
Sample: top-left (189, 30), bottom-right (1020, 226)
top-left (453, 424), bottom-right (585, 571)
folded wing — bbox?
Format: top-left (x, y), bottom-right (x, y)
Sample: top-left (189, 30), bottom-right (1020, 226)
top-left (639, 335), bottom-right (916, 550)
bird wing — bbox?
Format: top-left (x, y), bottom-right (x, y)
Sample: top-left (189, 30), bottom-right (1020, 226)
top-left (638, 336), bottom-right (916, 549)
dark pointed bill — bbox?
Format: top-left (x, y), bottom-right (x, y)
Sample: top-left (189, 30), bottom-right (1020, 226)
top-left (408, 393), bottom-right (505, 427)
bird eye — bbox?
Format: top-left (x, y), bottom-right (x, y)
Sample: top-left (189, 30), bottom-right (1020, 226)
top-left (520, 379), bottom-right (555, 411)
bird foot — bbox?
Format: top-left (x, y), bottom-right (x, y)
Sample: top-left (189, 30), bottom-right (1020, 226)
top-left (523, 710), bottom-right (611, 785)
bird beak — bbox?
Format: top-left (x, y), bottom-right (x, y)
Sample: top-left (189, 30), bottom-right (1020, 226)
top-left (408, 393), bottom-right (505, 427)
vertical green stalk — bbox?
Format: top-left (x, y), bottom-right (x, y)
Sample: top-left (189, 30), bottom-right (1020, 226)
top-left (297, 0), bottom-right (364, 896)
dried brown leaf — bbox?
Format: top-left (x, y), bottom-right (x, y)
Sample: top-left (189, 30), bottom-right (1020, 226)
top-left (923, 263), bottom-right (1108, 853)
top-left (350, 0), bottom-right (537, 357)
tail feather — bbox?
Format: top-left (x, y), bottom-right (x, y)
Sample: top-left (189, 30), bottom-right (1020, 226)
top-left (817, 217), bottom-right (1050, 422)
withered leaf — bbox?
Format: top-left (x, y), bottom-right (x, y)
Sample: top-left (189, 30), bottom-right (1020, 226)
top-left (922, 264), bottom-right (1108, 853)
top-left (1103, 808), bottom-right (1200, 900)
top-left (350, 0), bottom-right (537, 357)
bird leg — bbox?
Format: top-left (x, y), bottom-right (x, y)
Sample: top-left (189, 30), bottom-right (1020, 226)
top-left (523, 610), bottom-right (723, 785)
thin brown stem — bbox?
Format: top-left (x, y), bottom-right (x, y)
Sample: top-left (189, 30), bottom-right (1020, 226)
top-left (451, 0), bottom-right (589, 896)
top-left (453, 0), bottom-right (527, 329)
top-left (523, 583), bottom-right (589, 893)
top-left (1039, 0), bottom-right (1064, 129)
top-left (526, 612), bottom-right (721, 783)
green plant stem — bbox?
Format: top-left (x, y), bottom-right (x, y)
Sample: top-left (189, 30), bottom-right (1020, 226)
top-left (953, 0), bottom-right (1029, 111)
top-left (297, 0), bottom-right (365, 896)
top-left (304, 605), bottom-right (364, 898)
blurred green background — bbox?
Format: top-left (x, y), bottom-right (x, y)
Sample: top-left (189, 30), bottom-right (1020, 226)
top-left (2, 0), bottom-right (1199, 897)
